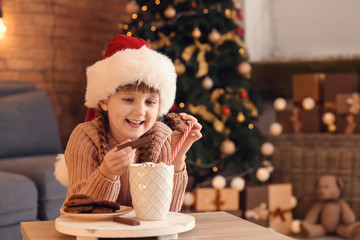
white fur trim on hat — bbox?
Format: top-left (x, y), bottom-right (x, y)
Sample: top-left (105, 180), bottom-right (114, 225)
top-left (85, 46), bottom-right (177, 116)
top-left (54, 154), bottom-right (69, 187)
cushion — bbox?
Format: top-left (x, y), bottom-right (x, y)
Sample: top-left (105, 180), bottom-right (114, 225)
top-left (0, 224), bottom-right (24, 240)
top-left (0, 81), bottom-right (37, 97)
top-left (0, 155), bottom-right (67, 220)
top-left (0, 91), bottom-right (62, 159)
top-left (0, 172), bottom-right (37, 227)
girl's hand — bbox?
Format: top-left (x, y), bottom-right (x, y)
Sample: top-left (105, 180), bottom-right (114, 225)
top-left (99, 139), bottom-right (136, 180)
top-left (170, 113), bottom-right (202, 172)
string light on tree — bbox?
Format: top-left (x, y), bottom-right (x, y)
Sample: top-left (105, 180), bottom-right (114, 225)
top-left (273, 98), bottom-right (287, 111)
top-left (302, 97), bottom-right (315, 110)
top-left (239, 48), bottom-right (246, 56)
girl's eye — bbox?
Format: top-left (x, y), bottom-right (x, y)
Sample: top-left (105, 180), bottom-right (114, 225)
top-left (123, 98), bottom-right (134, 103)
top-left (146, 100), bottom-right (156, 105)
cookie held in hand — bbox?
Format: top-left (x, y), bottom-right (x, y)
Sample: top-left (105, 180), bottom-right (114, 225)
top-left (165, 113), bottom-right (188, 132)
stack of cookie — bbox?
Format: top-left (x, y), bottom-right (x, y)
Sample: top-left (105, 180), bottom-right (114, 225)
top-left (63, 194), bottom-right (120, 214)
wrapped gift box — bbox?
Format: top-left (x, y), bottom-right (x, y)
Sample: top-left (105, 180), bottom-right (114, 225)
top-left (336, 93), bottom-right (360, 115)
top-left (240, 185), bottom-right (269, 227)
top-left (219, 188), bottom-right (240, 211)
top-left (276, 110), bottom-right (294, 133)
top-left (194, 188), bottom-right (217, 211)
top-left (336, 114), bottom-right (360, 134)
top-left (277, 108), bottom-right (321, 133)
top-left (292, 73), bottom-right (324, 105)
top-left (323, 73), bottom-right (358, 111)
top-left (194, 188), bottom-right (239, 212)
top-left (268, 183), bottom-right (293, 236)
top-left (298, 107), bottom-right (322, 133)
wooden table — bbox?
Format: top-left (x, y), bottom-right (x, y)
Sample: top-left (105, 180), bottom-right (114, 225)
top-left (21, 211), bottom-right (295, 240)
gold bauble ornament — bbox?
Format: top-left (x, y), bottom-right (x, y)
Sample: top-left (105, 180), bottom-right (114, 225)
top-left (164, 5), bottom-right (176, 19)
top-left (237, 61), bottom-right (252, 76)
top-left (192, 27), bottom-right (202, 39)
top-left (202, 76), bottom-right (214, 90)
top-left (220, 139), bottom-right (236, 156)
top-left (173, 59), bottom-right (186, 76)
top-left (236, 112), bottom-right (245, 123)
top-left (125, 1), bottom-right (140, 14)
top-left (208, 29), bottom-right (221, 43)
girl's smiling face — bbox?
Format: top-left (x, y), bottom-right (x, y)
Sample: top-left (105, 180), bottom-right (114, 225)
top-left (100, 88), bottom-right (160, 143)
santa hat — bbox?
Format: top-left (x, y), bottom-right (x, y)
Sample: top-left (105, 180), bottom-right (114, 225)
top-left (84, 35), bottom-right (177, 120)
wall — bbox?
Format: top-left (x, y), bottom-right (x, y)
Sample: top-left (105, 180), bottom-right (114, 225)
top-left (0, 0), bottom-right (129, 148)
top-left (244, 0), bottom-right (360, 62)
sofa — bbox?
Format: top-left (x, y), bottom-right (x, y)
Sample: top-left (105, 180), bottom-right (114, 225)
top-left (0, 81), bottom-right (67, 240)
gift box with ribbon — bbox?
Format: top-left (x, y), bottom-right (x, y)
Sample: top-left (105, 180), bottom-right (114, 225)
top-left (335, 93), bottom-right (360, 134)
top-left (240, 185), bottom-right (269, 227)
top-left (276, 107), bottom-right (321, 133)
top-left (292, 73), bottom-right (325, 106)
top-left (241, 183), bottom-right (293, 235)
top-left (193, 188), bottom-right (239, 212)
top-left (336, 114), bottom-right (360, 134)
top-left (323, 73), bottom-right (358, 111)
top-left (268, 183), bottom-right (293, 236)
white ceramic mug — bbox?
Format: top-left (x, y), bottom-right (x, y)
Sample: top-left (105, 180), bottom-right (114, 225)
top-left (129, 163), bottom-right (174, 221)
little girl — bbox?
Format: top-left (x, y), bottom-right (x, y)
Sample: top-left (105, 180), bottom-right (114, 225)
top-left (62, 35), bottom-right (202, 211)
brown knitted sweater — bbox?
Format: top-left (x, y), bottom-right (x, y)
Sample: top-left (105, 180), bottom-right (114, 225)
top-left (63, 120), bottom-right (188, 212)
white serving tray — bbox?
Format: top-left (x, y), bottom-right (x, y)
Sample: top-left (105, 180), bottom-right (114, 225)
top-left (55, 210), bottom-right (195, 240)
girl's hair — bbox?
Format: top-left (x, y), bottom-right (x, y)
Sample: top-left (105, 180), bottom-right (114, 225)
top-left (97, 82), bottom-right (158, 162)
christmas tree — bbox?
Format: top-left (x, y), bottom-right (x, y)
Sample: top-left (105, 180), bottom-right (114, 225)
top-left (121, 0), bottom-right (262, 185)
